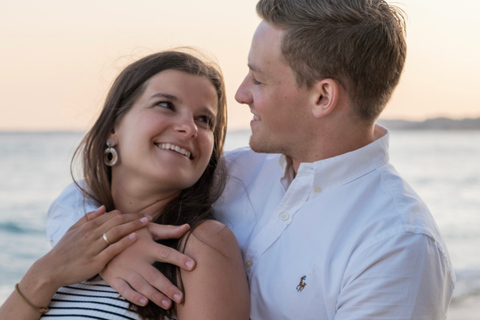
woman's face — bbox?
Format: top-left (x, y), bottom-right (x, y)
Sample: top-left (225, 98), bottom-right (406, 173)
top-left (110, 69), bottom-right (218, 194)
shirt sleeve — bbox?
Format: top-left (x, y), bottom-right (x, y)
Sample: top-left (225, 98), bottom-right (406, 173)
top-left (46, 181), bottom-right (98, 247)
top-left (335, 232), bottom-right (455, 320)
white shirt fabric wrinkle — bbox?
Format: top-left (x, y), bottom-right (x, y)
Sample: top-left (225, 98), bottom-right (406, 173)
top-left (46, 126), bottom-right (454, 320)
top-left (214, 126), bottom-right (454, 320)
top-left (46, 181), bottom-right (98, 247)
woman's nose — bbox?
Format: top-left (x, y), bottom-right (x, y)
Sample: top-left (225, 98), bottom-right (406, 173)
top-left (175, 115), bottom-right (198, 138)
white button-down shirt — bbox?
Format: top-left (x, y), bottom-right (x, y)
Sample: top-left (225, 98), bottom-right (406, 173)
top-left (47, 127), bottom-right (454, 320)
top-left (213, 127), bottom-right (454, 319)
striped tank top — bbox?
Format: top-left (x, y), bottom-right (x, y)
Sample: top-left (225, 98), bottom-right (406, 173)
top-left (40, 279), bottom-right (139, 320)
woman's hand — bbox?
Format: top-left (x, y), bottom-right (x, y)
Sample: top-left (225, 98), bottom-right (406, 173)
top-left (100, 223), bottom-right (196, 309)
top-left (41, 206), bottom-right (151, 287)
top-left (0, 206), bottom-right (150, 320)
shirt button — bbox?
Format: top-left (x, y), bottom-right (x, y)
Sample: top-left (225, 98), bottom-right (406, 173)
top-left (314, 186), bottom-right (322, 193)
top-left (245, 260), bottom-right (253, 268)
top-left (280, 213), bottom-right (290, 221)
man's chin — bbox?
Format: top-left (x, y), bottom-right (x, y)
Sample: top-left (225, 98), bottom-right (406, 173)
top-left (248, 135), bottom-right (262, 153)
top-left (249, 136), bottom-right (278, 154)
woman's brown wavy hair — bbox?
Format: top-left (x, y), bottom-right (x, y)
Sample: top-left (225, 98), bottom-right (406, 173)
top-left (71, 49), bottom-right (228, 319)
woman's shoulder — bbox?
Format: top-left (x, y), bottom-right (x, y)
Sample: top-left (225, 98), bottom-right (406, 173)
top-left (183, 220), bottom-right (239, 258)
top-left (176, 220), bottom-right (250, 319)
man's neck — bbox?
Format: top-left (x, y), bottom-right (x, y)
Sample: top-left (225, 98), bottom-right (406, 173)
top-left (291, 122), bottom-right (379, 174)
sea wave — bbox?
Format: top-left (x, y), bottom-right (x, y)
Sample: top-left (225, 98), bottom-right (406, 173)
top-left (0, 130), bottom-right (479, 308)
top-left (0, 221), bottom-right (44, 235)
top-left (453, 269), bottom-right (480, 302)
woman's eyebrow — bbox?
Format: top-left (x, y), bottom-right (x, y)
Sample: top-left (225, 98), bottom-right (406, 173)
top-left (201, 106), bottom-right (217, 118)
top-left (149, 93), bottom-right (181, 102)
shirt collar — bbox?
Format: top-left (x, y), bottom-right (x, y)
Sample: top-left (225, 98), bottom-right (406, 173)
top-left (279, 125), bottom-right (390, 191)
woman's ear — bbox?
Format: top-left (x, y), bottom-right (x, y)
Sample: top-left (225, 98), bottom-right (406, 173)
top-left (107, 128), bottom-right (118, 146)
top-left (311, 79), bottom-right (339, 119)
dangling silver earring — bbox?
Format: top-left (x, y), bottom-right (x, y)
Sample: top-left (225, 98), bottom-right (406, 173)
top-left (104, 139), bottom-right (118, 166)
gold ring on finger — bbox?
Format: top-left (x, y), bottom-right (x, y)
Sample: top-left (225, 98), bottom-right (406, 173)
top-left (102, 233), bottom-right (110, 246)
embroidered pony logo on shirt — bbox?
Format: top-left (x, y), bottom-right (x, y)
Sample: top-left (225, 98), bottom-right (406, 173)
top-left (296, 275), bottom-right (307, 292)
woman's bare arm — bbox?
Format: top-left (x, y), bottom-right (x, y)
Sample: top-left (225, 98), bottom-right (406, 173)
top-left (176, 220), bottom-right (250, 320)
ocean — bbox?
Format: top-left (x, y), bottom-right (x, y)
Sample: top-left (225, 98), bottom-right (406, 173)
top-left (0, 129), bottom-right (479, 304)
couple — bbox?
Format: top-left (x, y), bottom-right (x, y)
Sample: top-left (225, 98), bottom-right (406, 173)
top-left (1, 0), bottom-right (454, 319)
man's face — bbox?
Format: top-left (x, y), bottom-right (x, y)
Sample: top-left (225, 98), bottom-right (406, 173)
top-left (235, 21), bottom-right (313, 158)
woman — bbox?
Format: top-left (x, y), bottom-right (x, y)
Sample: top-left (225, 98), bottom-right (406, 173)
top-left (0, 50), bottom-right (250, 319)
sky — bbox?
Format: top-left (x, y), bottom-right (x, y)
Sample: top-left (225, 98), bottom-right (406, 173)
top-left (1, 0), bottom-right (479, 131)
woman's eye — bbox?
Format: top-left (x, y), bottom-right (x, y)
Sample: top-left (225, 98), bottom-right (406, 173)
top-left (198, 115), bottom-right (215, 129)
top-left (156, 101), bottom-right (174, 110)
top-left (252, 78), bottom-right (261, 85)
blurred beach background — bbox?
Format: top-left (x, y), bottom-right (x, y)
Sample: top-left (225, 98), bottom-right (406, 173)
top-left (1, 0), bottom-right (479, 318)
top-left (1, 129), bottom-right (479, 320)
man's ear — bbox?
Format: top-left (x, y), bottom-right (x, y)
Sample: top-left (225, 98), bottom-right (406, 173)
top-left (310, 79), bottom-right (339, 119)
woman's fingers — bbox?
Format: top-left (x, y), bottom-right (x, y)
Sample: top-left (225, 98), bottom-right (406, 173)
top-left (137, 263), bottom-right (184, 306)
top-left (101, 215), bottom-right (152, 246)
top-left (71, 210), bottom-right (151, 250)
top-left (146, 225), bottom-right (196, 271)
top-left (101, 232), bottom-right (138, 258)
top-left (120, 267), bottom-right (174, 309)
top-left (99, 229), bottom-right (190, 309)
top-left (85, 205), bottom-right (107, 222)
top-left (148, 223), bottom-right (191, 240)
top-left (148, 241), bottom-right (194, 271)
top-left (101, 232), bottom-right (112, 246)
top-left (45, 211), bottom-right (154, 289)
top-left (62, 213), bottom-right (151, 269)
top-left (52, 209), bottom-right (194, 306)
top-left (108, 277), bottom-right (149, 307)
top-left (71, 206), bottom-right (107, 229)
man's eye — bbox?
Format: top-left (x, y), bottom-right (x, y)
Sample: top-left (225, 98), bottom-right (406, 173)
top-left (252, 78), bottom-right (261, 85)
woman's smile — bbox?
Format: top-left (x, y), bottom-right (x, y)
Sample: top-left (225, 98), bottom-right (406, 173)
top-left (110, 69), bottom-right (218, 195)
top-left (155, 142), bottom-right (193, 160)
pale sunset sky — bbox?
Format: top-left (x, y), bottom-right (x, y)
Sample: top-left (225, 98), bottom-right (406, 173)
top-left (1, 0), bottom-right (479, 131)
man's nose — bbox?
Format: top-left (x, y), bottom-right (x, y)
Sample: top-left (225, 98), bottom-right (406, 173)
top-left (235, 76), bottom-right (252, 105)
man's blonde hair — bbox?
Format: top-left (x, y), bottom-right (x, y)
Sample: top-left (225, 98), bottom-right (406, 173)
top-left (256, 0), bottom-right (407, 121)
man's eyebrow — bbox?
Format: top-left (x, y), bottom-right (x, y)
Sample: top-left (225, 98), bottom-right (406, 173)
top-left (248, 63), bottom-right (263, 74)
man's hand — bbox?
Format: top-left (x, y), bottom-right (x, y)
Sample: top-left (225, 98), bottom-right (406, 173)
top-left (100, 223), bottom-right (196, 309)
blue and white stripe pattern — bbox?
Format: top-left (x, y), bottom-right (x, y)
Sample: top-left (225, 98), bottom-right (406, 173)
top-left (40, 279), bottom-right (139, 320)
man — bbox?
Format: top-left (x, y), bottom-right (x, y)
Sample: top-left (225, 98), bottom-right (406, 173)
top-left (48, 0), bottom-right (454, 318)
